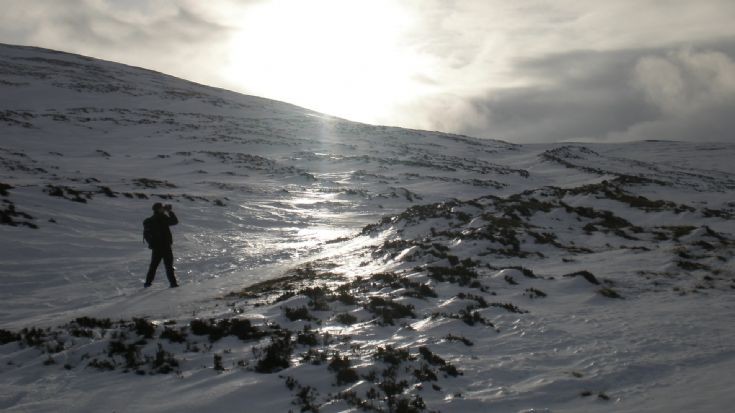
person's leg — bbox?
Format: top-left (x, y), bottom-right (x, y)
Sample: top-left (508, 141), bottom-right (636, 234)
top-left (163, 248), bottom-right (178, 287)
top-left (145, 249), bottom-right (163, 286)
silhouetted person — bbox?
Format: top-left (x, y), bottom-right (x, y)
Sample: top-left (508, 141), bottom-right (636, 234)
top-left (143, 202), bottom-right (179, 288)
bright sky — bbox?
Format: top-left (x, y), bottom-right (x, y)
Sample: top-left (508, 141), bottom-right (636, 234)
top-left (222, 0), bottom-right (432, 123)
top-left (1, 0), bottom-right (735, 143)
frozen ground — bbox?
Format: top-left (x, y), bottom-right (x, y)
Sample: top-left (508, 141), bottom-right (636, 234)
top-left (1, 43), bottom-right (734, 412)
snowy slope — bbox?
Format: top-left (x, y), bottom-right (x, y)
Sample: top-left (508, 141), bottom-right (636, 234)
top-left (1, 43), bottom-right (734, 413)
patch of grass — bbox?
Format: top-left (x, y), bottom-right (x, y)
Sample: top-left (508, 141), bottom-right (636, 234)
top-left (153, 344), bottom-right (179, 374)
top-left (444, 334), bottom-right (473, 346)
top-left (506, 266), bottom-right (537, 278)
top-left (677, 261), bottom-right (711, 271)
top-left (300, 348), bottom-right (329, 365)
top-left (255, 333), bottom-right (293, 373)
top-left (1, 199), bottom-right (37, 228)
top-left (457, 292), bottom-right (488, 308)
top-left (132, 178), bottom-right (177, 189)
top-left (274, 291), bottom-right (295, 303)
top-left (328, 354), bottom-right (359, 385)
top-left (418, 346), bottom-right (461, 377)
top-left (189, 318), bottom-right (265, 342)
top-left (693, 240), bottom-right (716, 251)
top-left (296, 326), bottom-right (319, 346)
top-left (298, 286), bottom-right (331, 311)
top-left (20, 327), bottom-right (46, 347)
top-left (334, 286), bottom-right (359, 305)
top-left (334, 312), bottom-right (358, 325)
top-left (284, 306), bottom-right (315, 322)
top-left (190, 319), bottom-right (218, 338)
top-left (45, 185), bottom-right (88, 203)
top-left (399, 396), bottom-right (427, 412)
top-left (367, 272), bottom-right (438, 299)
top-left (664, 225), bottom-right (697, 239)
top-left (228, 267), bottom-right (343, 299)
top-left (458, 308), bottom-right (493, 327)
top-left (97, 186), bottom-right (116, 197)
top-left (365, 297), bottom-right (415, 325)
top-left (229, 276), bottom-right (300, 298)
top-left (403, 283), bottom-right (438, 299)
top-left (702, 208), bottom-right (734, 219)
top-left (294, 385), bottom-right (319, 413)
top-left (598, 287), bottom-right (623, 299)
top-left (228, 319), bottom-right (266, 340)
top-left (426, 265), bottom-right (479, 286)
top-left (0, 182), bottom-right (12, 196)
top-left (107, 340), bottom-right (140, 369)
top-left (132, 318), bottom-right (155, 339)
top-left (213, 354), bottom-right (224, 372)
top-left (74, 317), bottom-right (112, 329)
top-left (413, 364), bottom-right (438, 382)
top-left (363, 202), bottom-right (456, 234)
top-left (374, 345), bottom-right (414, 366)
top-left (0, 329), bottom-right (19, 344)
top-left (529, 231), bottom-right (557, 245)
top-left (525, 288), bottom-right (547, 298)
top-left (563, 270), bottom-right (600, 285)
top-left (160, 327), bottom-right (187, 343)
top-left (335, 367), bottom-right (359, 385)
top-left (490, 302), bottom-right (528, 314)
top-left (88, 358), bottom-right (115, 371)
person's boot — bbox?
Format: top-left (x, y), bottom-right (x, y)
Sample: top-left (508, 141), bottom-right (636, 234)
top-left (166, 271), bottom-right (178, 288)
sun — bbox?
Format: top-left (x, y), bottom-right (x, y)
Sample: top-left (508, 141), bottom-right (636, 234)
top-left (223, 0), bottom-right (432, 124)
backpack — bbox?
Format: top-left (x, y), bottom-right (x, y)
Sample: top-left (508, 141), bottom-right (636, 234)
top-left (143, 217), bottom-right (154, 248)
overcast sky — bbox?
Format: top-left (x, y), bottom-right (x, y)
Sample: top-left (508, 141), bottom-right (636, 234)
top-left (1, 0), bottom-right (735, 143)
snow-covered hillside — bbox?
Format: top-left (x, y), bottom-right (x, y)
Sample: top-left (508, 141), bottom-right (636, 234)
top-left (1, 43), bottom-right (734, 412)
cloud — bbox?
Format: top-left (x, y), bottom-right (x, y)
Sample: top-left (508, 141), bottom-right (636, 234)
top-left (392, 43), bottom-right (735, 143)
top-left (634, 48), bottom-right (735, 116)
top-left (384, 1), bottom-right (735, 143)
top-left (394, 48), bottom-right (649, 142)
top-left (611, 48), bottom-right (735, 142)
top-left (1, 0), bottom-right (735, 143)
top-left (0, 0), bottom-right (236, 85)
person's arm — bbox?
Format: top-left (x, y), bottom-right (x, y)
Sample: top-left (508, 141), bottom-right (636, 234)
top-left (167, 211), bottom-right (179, 226)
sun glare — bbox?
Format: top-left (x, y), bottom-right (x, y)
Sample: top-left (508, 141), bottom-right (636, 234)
top-left (224, 0), bottom-right (432, 124)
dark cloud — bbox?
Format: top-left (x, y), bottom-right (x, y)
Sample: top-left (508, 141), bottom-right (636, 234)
top-left (471, 50), bottom-right (657, 142)
top-left (430, 41), bottom-right (735, 143)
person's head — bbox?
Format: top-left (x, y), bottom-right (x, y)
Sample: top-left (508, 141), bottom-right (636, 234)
top-left (152, 202), bottom-right (164, 213)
